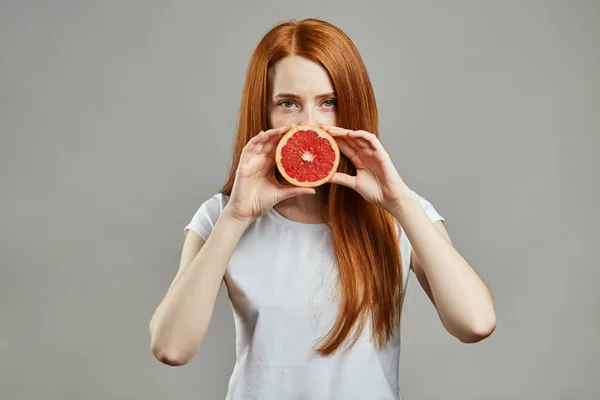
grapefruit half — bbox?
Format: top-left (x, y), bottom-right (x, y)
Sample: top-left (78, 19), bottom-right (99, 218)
top-left (275, 124), bottom-right (340, 188)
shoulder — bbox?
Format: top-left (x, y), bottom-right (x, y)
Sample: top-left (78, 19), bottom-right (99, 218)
top-left (410, 189), bottom-right (445, 224)
top-left (193, 192), bottom-right (231, 219)
top-left (205, 192), bottom-right (231, 211)
top-left (393, 189), bottom-right (446, 275)
top-left (183, 192), bottom-right (230, 239)
top-left (393, 189), bottom-right (445, 236)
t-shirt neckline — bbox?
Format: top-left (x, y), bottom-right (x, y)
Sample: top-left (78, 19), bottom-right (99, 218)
top-left (267, 207), bottom-right (330, 231)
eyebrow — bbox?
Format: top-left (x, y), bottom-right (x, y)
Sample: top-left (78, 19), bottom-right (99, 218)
top-left (273, 92), bottom-right (336, 100)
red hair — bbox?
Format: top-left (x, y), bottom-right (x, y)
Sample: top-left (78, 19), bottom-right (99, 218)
top-left (219, 18), bottom-right (403, 355)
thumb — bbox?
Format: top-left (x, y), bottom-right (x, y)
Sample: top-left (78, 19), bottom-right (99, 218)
top-left (278, 186), bottom-right (317, 202)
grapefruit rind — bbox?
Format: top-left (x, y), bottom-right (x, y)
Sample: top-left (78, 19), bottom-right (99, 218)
top-left (275, 124), bottom-right (340, 188)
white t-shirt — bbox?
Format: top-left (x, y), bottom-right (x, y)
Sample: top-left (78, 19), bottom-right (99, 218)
top-left (184, 191), bottom-right (444, 400)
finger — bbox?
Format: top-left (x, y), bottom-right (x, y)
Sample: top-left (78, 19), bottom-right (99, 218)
top-left (346, 130), bottom-right (380, 151)
top-left (325, 127), bottom-right (360, 153)
top-left (278, 186), bottom-right (317, 202)
top-left (248, 125), bottom-right (292, 147)
top-left (319, 124), bottom-right (348, 137)
top-left (335, 137), bottom-right (366, 168)
top-left (261, 124), bottom-right (299, 153)
top-left (336, 137), bottom-right (358, 159)
top-left (321, 124), bottom-right (375, 151)
top-left (246, 125), bottom-right (294, 155)
top-left (248, 130), bottom-right (265, 144)
top-left (244, 132), bottom-right (265, 154)
top-left (340, 134), bottom-right (370, 155)
top-left (354, 138), bottom-right (371, 150)
top-left (263, 124), bottom-right (297, 142)
top-left (329, 172), bottom-right (357, 190)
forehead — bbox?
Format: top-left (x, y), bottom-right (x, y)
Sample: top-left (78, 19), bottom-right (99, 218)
top-left (268, 55), bottom-right (334, 94)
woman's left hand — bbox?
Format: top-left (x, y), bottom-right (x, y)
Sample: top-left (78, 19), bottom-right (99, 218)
top-left (320, 124), bottom-right (412, 212)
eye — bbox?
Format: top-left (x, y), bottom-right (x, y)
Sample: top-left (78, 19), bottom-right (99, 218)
top-left (322, 98), bottom-right (337, 108)
top-left (278, 100), bottom-right (297, 109)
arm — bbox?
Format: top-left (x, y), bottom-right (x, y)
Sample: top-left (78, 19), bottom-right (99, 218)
top-left (149, 209), bottom-right (251, 366)
top-left (315, 124), bottom-right (496, 343)
top-left (391, 195), bottom-right (496, 343)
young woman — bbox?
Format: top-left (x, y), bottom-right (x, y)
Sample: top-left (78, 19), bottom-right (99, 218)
top-left (150, 18), bottom-right (496, 399)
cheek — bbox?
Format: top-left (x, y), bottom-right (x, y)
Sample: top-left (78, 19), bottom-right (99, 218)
top-left (325, 112), bottom-right (337, 126)
top-left (321, 111), bottom-right (338, 127)
top-left (268, 109), bottom-right (296, 128)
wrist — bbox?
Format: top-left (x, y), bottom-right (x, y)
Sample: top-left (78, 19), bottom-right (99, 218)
top-left (386, 188), bottom-right (417, 217)
top-left (221, 205), bottom-right (256, 229)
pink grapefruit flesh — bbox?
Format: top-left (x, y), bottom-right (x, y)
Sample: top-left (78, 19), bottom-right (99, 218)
top-left (275, 125), bottom-right (340, 188)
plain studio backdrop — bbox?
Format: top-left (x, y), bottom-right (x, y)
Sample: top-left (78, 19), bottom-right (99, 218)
top-left (1, 1), bottom-right (599, 399)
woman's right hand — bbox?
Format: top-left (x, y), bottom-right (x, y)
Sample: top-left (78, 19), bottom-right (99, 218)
top-left (224, 124), bottom-right (317, 224)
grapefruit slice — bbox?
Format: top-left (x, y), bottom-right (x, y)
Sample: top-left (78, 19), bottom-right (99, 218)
top-left (275, 124), bottom-right (340, 187)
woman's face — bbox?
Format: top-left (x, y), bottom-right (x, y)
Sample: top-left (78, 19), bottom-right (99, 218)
top-left (267, 55), bottom-right (338, 129)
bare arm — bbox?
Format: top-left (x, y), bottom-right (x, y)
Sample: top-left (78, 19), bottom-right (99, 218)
top-left (149, 124), bottom-right (315, 366)
top-left (315, 125), bottom-right (496, 343)
top-left (149, 209), bottom-right (251, 366)
top-left (392, 195), bottom-right (496, 343)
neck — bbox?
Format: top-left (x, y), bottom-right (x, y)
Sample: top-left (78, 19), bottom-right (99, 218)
top-left (275, 175), bottom-right (328, 223)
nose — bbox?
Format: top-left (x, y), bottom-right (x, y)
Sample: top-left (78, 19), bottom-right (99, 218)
top-left (300, 108), bottom-right (318, 127)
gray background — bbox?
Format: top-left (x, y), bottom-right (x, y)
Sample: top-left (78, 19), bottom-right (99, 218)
top-left (1, 0), bottom-right (599, 399)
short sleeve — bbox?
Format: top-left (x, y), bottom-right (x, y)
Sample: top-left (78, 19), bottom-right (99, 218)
top-left (395, 190), bottom-right (445, 276)
top-left (393, 189), bottom-right (445, 237)
top-left (183, 193), bottom-right (229, 240)
top-left (411, 190), bottom-right (445, 223)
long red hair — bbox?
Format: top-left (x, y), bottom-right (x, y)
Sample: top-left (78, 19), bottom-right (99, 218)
top-left (219, 18), bottom-right (404, 355)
